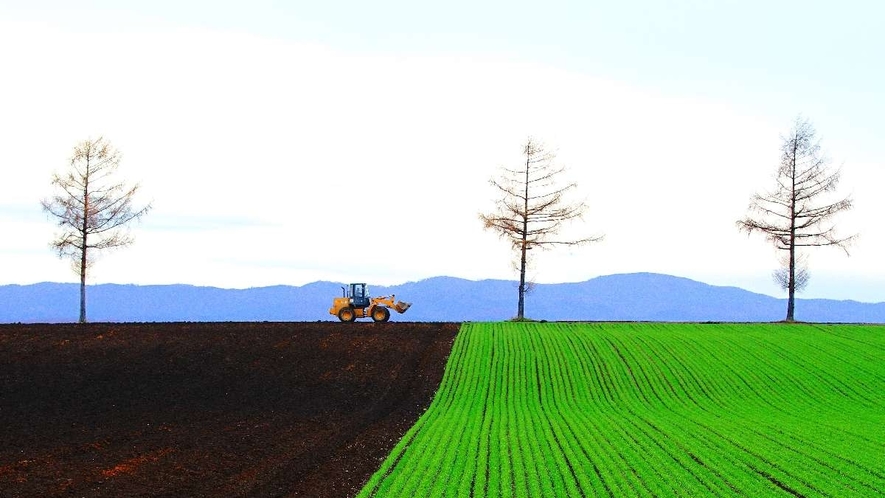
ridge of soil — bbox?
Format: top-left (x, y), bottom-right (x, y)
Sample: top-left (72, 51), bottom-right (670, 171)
top-left (0, 322), bottom-right (460, 497)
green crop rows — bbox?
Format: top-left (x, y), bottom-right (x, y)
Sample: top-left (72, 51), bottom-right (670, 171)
top-left (358, 323), bottom-right (885, 497)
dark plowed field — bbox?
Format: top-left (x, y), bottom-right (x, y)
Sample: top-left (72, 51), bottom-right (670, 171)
top-left (0, 322), bottom-right (459, 497)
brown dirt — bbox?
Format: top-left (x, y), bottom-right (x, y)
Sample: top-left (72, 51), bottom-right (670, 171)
top-left (0, 322), bottom-right (460, 498)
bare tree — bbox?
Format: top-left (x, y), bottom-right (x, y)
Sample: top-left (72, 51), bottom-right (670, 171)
top-left (480, 138), bottom-right (602, 320)
top-left (737, 117), bottom-right (855, 321)
top-left (41, 137), bottom-right (152, 323)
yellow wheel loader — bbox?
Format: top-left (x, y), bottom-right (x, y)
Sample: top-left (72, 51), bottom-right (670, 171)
top-left (329, 283), bottom-right (412, 322)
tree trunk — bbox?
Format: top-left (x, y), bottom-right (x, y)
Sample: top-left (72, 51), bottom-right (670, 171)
top-left (517, 239), bottom-right (527, 319)
top-left (80, 161), bottom-right (89, 324)
top-left (516, 146), bottom-right (531, 320)
top-left (786, 241), bottom-right (796, 322)
top-left (785, 138), bottom-right (798, 322)
top-left (79, 251), bottom-right (87, 323)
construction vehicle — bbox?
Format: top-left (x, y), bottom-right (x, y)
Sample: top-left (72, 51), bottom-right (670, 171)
top-left (329, 283), bottom-right (412, 322)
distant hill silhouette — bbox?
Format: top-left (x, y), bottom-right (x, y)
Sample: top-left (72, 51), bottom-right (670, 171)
top-left (2, 273), bottom-right (884, 323)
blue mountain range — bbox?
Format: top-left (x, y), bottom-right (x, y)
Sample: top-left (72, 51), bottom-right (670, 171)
top-left (2, 273), bottom-right (883, 323)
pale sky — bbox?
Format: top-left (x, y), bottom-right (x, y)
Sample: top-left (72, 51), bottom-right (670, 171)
top-left (1, 1), bottom-right (883, 301)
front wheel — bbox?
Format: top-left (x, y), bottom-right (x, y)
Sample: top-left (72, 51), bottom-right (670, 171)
top-left (338, 307), bottom-right (356, 322)
top-left (371, 306), bottom-right (390, 323)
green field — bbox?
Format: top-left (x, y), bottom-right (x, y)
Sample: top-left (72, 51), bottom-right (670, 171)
top-left (358, 323), bottom-right (885, 497)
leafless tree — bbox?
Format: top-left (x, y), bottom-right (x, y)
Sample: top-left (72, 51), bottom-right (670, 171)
top-left (737, 117), bottom-right (855, 321)
top-left (41, 137), bottom-right (152, 323)
top-left (480, 138), bottom-right (602, 320)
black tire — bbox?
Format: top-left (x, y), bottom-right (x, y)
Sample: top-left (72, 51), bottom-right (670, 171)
top-left (371, 306), bottom-right (390, 323)
top-left (338, 307), bottom-right (356, 323)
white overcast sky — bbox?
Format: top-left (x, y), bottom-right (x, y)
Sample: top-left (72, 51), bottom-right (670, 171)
top-left (1, 1), bottom-right (883, 301)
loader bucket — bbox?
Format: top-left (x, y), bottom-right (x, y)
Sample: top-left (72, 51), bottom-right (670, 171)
top-left (394, 301), bottom-right (412, 314)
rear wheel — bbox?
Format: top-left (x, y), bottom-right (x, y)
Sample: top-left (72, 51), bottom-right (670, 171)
top-left (371, 306), bottom-right (390, 323)
top-left (338, 307), bottom-right (356, 322)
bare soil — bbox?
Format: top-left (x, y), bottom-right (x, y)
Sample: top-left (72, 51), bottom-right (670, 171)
top-left (0, 322), bottom-right (459, 497)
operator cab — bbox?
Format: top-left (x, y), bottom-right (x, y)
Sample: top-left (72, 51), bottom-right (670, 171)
top-left (346, 282), bottom-right (370, 308)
